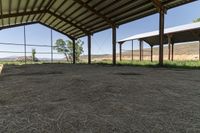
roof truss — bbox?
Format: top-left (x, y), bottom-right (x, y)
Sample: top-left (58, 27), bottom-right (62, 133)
top-left (0, 0), bottom-right (196, 39)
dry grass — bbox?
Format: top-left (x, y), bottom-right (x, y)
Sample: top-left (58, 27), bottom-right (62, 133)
top-left (0, 64), bottom-right (200, 132)
top-left (80, 42), bottom-right (200, 62)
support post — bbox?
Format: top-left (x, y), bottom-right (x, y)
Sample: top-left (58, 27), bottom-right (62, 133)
top-left (168, 36), bottom-right (171, 61)
top-left (139, 40), bottom-right (143, 61)
top-left (199, 40), bottom-right (200, 61)
top-left (119, 43), bottom-right (122, 61)
top-left (24, 26), bottom-right (27, 64)
top-left (151, 45), bottom-right (153, 62)
top-left (131, 40), bottom-right (134, 61)
top-left (171, 43), bottom-right (174, 61)
top-left (112, 26), bottom-right (117, 65)
top-left (51, 29), bottom-right (53, 63)
top-left (72, 38), bottom-right (76, 64)
top-left (88, 35), bottom-right (91, 64)
top-left (159, 10), bottom-right (165, 66)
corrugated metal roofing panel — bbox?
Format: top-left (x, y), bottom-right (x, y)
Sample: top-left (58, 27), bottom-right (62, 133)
top-left (0, 0), bottom-right (196, 39)
top-left (119, 22), bottom-right (200, 43)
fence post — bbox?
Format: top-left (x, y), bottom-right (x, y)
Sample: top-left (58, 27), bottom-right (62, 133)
top-left (131, 40), bottom-right (134, 61)
top-left (51, 29), bottom-right (53, 63)
top-left (24, 26), bottom-right (27, 64)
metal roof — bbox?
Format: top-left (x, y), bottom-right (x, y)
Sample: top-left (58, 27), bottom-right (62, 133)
top-left (118, 22), bottom-right (200, 46)
top-left (0, 0), bottom-right (196, 39)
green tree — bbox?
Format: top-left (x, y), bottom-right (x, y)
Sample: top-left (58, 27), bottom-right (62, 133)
top-left (193, 18), bottom-right (200, 23)
top-left (32, 48), bottom-right (36, 62)
top-left (54, 39), bottom-right (84, 62)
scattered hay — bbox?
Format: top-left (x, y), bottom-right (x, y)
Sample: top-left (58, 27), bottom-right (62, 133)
top-left (0, 64), bottom-right (3, 74)
top-left (115, 72), bottom-right (143, 76)
top-left (4, 71), bottom-right (63, 77)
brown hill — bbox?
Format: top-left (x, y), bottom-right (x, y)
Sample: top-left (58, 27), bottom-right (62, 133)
top-left (81, 42), bottom-right (200, 61)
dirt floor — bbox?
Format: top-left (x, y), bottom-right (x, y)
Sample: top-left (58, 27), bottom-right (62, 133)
top-left (0, 64), bottom-right (200, 133)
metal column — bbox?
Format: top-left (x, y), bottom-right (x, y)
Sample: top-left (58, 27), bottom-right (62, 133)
top-left (72, 39), bottom-right (76, 64)
top-left (139, 40), bottom-right (143, 61)
top-left (151, 45), bottom-right (153, 62)
top-left (131, 40), bottom-right (134, 61)
top-left (88, 35), bottom-right (91, 64)
top-left (171, 43), bottom-right (174, 61)
top-left (168, 36), bottom-right (171, 61)
top-left (51, 29), bottom-right (53, 63)
top-left (112, 27), bottom-right (117, 65)
top-left (159, 10), bottom-right (165, 66)
top-left (199, 40), bottom-right (200, 61)
top-left (119, 43), bottom-right (122, 61)
top-left (24, 26), bottom-right (27, 64)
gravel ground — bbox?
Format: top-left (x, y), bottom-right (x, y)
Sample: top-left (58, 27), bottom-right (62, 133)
top-left (0, 64), bottom-right (200, 133)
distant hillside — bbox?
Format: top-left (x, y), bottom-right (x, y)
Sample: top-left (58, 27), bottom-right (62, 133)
top-left (123, 42), bottom-right (199, 55)
top-left (81, 42), bottom-right (200, 61)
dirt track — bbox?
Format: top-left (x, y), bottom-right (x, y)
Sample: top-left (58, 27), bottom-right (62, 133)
top-left (0, 64), bottom-right (200, 133)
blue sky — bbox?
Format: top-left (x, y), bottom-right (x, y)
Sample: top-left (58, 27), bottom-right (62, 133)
top-left (0, 1), bottom-right (200, 58)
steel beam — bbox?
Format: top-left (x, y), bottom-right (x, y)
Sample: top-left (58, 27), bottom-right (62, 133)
top-left (38, 22), bottom-right (74, 40)
top-left (48, 11), bottom-right (90, 35)
top-left (151, 45), bottom-right (153, 62)
top-left (24, 26), bottom-right (27, 64)
top-left (171, 43), bottom-right (174, 61)
top-left (112, 27), bottom-right (117, 65)
top-left (199, 40), bottom-right (200, 61)
top-left (119, 43), bottom-right (122, 61)
top-left (88, 35), bottom-right (91, 64)
top-left (118, 41), bottom-right (125, 62)
top-left (72, 39), bottom-right (76, 64)
top-left (51, 29), bottom-right (53, 63)
top-left (168, 35), bottom-right (171, 60)
top-left (131, 40), bottom-right (134, 61)
top-left (159, 10), bottom-right (165, 66)
top-left (0, 21), bottom-right (38, 30)
top-left (139, 40), bottom-right (143, 61)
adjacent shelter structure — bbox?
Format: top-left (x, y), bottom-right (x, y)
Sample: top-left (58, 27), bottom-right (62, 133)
top-left (0, 0), bottom-right (196, 65)
top-left (118, 22), bottom-right (200, 61)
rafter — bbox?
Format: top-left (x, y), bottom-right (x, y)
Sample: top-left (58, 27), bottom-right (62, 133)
top-left (72, 0), bottom-right (115, 27)
top-left (69, 0), bottom-right (150, 34)
top-left (38, 22), bottom-right (75, 40)
top-left (47, 11), bottom-right (90, 35)
top-left (59, 0), bottom-right (105, 33)
top-left (0, 21), bottom-right (38, 30)
top-left (44, 0), bottom-right (67, 24)
top-left (55, 1), bottom-right (77, 30)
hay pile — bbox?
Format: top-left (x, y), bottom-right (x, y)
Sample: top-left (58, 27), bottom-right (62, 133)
top-left (0, 64), bottom-right (3, 74)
